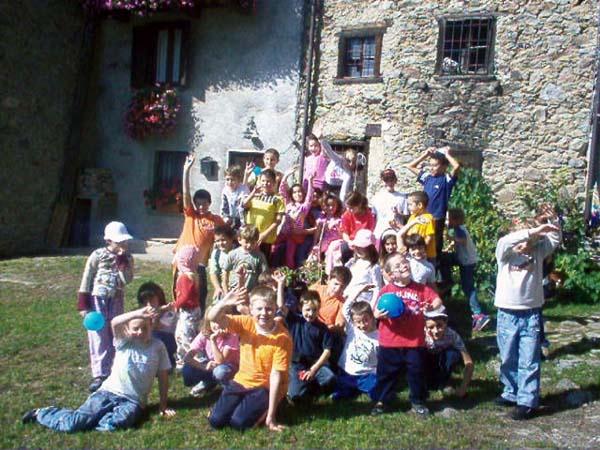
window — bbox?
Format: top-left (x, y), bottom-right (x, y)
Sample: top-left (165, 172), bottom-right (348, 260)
top-left (131, 22), bottom-right (190, 88)
top-left (336, 27), bottom-right (385, 83)
top-left (436, 17), bottom-right (496, 77)
top-left (147, 151), bottom-right (187, 213)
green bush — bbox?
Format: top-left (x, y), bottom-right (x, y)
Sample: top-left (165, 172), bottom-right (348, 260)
top-left (516, 169), bottom-right (600, 304)
top-left (554, 248), bottom-right (600, 304)
top-left (515, 168), bottom-right (585, 253)
top-left (449, 168), bottom-right (509, 298)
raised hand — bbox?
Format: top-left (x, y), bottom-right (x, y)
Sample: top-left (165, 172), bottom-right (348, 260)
top-left (184, 153), bottom-right (195, 170)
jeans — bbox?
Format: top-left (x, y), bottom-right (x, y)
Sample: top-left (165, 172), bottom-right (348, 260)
top-left (36, 390), bottom-right (142, 432)
top-left (439, 253), bottom-right (483, 315)
top-left (288, 363), bottom-right (336, 400)
top-left (182, 363), bottom-right (236, 387)
top-left (496, 308), bottom-right (542, 408)
top-left (208, 381), bottom-right (269, 430)
top-left (373, 346), bottom-right (427, 405)
top-left (424, 348), bottom-right (462, 391)
top-left (152, 330), bottom-right (176, 369)
top-left (332, 369), bottom-right (377, 401)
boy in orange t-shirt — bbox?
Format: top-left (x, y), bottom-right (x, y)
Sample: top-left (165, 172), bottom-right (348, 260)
top-left (310, 266), bottom-right (352, 332)
top-left (207, 286), bottom-right (292, 432)
top-left (174, 154), bottom-right (225, 313)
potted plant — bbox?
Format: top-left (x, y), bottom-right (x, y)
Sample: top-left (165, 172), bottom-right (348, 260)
top-left (143, 179), bottom-right (183, 214)
top-left (125, 85), bottom-right (181, 140)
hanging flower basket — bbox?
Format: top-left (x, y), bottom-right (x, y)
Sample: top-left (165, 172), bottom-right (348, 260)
top-left (125, 86), bottom-right (181, 140)
top-left (81, 0), bottom-right (255, 16)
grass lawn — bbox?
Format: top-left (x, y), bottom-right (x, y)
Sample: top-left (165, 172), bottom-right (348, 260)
top-left (1, 255), bottom-right (598, 448)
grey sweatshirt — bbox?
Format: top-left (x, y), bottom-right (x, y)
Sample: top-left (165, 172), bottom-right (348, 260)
top-left (494, 229), bottom-right (560, 310)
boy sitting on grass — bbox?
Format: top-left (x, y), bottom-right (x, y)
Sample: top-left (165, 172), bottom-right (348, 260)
top-left (207, 286), bottom-right (292, 432)
top-left (332, 284), bottom-right (379, 401)
top-left (424, 307), bottom-right (473, 398)
top-left (277, 287), bottom-right (336, 403)
top-left (22, 307), bottom-right (175, 432)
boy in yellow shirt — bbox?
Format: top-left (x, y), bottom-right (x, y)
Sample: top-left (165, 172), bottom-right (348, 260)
top-left (397, 191), bottom-right (436, 261)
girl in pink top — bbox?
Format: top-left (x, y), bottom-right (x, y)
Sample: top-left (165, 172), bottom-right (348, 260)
top-left (316, 193), bottom-right (343, 255)
top-left (279, 169), bottom-right (315, 268)
top-left (303, 133), bottom-right (329, 191)
top-left (182, 316), bottom-right (240, 397)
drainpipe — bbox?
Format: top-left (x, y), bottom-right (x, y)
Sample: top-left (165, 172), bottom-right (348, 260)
top-left (584, 3), bottom-right (600, 225)
top-left (298, 0), bottom-right (317, 184)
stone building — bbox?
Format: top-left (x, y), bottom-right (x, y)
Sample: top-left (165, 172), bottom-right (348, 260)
top-left (310, 0), bottom-right (598, 207)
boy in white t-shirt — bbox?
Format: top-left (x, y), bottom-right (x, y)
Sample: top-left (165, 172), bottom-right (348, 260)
top-left (23, 307), bottom-right (175, 431)
top-left (371, 169), bottom-right (409, 239)
top-left (331, 285), bottom-right (379, 401)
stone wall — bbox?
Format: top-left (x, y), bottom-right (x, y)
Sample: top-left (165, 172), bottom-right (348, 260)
top-left (0, 1), bottom-right (85, 256)
top-left (313, 0), bottom-right (597, 208)
top-left (83, 0), bottom-right (306, 244)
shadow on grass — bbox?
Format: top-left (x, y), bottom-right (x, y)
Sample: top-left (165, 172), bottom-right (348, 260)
top-left (547, 336), bottom-right (600, 360)
top-left (536, 382), bottom-right (600, 417)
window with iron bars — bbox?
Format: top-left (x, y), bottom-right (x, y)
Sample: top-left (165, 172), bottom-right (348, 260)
top-left (436, 17), bottom-right (496, 77)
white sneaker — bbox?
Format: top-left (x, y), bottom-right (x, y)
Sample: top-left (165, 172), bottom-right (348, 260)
top-left (190, 381), bottom-right (207, 397)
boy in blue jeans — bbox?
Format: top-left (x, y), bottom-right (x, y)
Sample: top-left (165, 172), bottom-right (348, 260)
top-left (406, 146), bottom-right (460, 258)
top-left (22, 307), bottom-right (175, 431)
top-left (440, 208), bottom-right (490, 331)
top-left (494, 206), bottom-right (560, 420)
top-left (277, 288), bottom-right (336, 403)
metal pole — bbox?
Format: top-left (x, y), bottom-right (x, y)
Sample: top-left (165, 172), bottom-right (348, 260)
top-left (584, 3), bottom-right (600, 224)
top-left (299, 0), bottom-right (317, 184)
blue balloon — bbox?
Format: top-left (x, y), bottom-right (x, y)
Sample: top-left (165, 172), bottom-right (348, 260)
top-left (83, 311), bottom-right (106, 331)
top-left (252, 165), bottom-right (262, 176)
top-left (377, 293), bottom-right (405, 319)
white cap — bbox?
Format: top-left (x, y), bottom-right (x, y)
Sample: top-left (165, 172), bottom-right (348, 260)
top-left (103, 221), bottom-right (133, 243)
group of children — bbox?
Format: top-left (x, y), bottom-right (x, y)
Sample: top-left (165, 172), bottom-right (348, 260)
top-left (23, 136), bottom-right (562, 432)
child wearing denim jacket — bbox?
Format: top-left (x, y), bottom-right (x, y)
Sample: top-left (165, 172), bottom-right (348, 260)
top-left (494, 205), bottom-right (560, 420)
top-left (77, 221), bottom-right (134, 393)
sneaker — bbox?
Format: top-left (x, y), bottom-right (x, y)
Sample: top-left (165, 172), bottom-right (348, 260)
top-left (494, 396), bottom-right (517, 407)
top-left (190, 381), bottom-right (208, 397)
top-left (22, 409), bottom-right (38, 424)
top-left (411, 402), bottom-right (430, 417)
top-left (88, 376), bottom-right (106, 393)
top-left (473, 314), bottom-right (491, 331)
top-left (510, 405), bottom-right (536, 421)
top-left (370, 402), bottom-right (385, 416)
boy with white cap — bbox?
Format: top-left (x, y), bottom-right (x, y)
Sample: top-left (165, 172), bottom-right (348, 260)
top-left (77, 221), bottom-right (134, 392)
top-left (423, 307), bottom-right (473, 398)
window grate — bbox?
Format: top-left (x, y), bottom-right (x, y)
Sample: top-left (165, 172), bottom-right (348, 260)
top-left (439, 17), bottom-right (494, 76)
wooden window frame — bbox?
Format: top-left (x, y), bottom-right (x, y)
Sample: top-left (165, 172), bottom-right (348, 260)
top-left (335, 26), bottom-right (386, 85)
top-left (435, 15), bottom-right (497, 80)
top-left (131, 21), bottom-right (191, 89)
